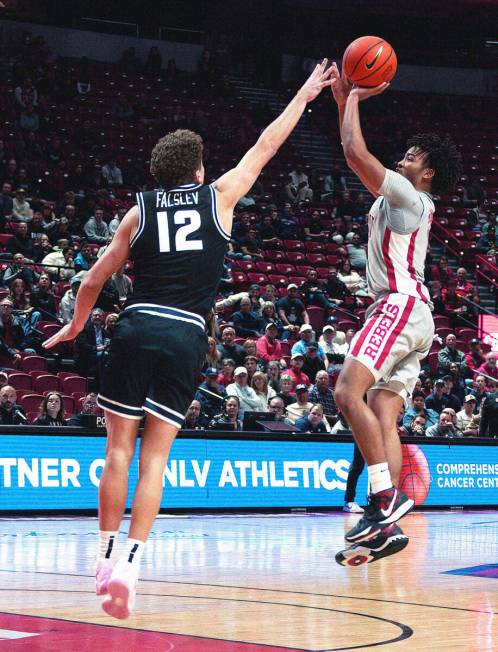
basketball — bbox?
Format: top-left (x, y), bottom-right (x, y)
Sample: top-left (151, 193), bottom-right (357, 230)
top-left (342, 36), bottom-right (397, 87)
top-left (399, 444), bottom-right (431, 506)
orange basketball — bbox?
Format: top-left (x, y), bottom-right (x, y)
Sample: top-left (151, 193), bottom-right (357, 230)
top-left (343, 36), bottom-right (397, 87)
top-left (399, 444), bottom-right (431, 506)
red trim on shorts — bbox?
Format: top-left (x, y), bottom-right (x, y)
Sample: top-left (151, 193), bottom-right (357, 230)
top-left (382, 227), bottom-right (397, 293)
top-left (374, 295), bottom-right (416, 370)
top-left (350, 296), bottom-right (388, 358)
top-left (407, 229), bottom-right (426, 302)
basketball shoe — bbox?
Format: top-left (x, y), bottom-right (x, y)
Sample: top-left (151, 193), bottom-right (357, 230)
top-left (343, 502), bottom-right (364, 513)
top-left (95, 558), bottom-right (114, 596)
top-left (336, 524), bottom-right (409, 567)
top-left (344, 487), bottom-right (413, 544)
top-left (101, 559), bottom-right (138, 620)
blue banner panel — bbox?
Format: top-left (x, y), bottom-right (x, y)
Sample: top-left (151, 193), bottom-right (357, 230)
top-left (1, 434), bottom-right (498, 510)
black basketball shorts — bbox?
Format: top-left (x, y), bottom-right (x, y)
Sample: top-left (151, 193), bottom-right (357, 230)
top-left (97, 305), bottom-right (208, 428)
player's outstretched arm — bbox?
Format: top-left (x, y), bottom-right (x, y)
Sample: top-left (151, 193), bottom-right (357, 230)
top-left (213, 59), bottom-right (333, 220)
top-left (43, 206), bottom-right (138, 348)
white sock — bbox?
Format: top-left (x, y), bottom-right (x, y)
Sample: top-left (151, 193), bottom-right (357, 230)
top-left (368, 462), bottom-right (392, 494)
top-left (98, 530), bottom-right (119, 561)
top-left (121, 538), bottom-right (145, 570)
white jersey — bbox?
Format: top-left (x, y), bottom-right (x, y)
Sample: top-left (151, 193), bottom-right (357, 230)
top-left (367, 169), bottom-right (435, 303)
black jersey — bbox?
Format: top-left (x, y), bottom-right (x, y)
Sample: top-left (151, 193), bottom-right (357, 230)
top-left (126, 183), bottom-right (230, 317)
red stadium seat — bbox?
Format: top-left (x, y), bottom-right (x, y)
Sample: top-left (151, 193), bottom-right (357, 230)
top-left (283, 240), bottom-right (305, 252)
top-left (307, 306), bottom-right (325, 333)
top-left (20, 393), bottom-right (45, 413)
top-left (428, 352), bottom-right (439, 376)
top-left (433, 315), bottom-right (451, 329)
top-left (307, 253), bottom-right (327, 266)
top-left (247, 272), bottom-right (268, 285)
top-left (285, 252), bottom-right (306, 263)
top-left (20, 356), bottom-right (47, 372)
top-left (255, 261), bottom-right (275, 274)
top-left (304, 242), bottom-right (325, 253)
top-left (268, 275), bottom-right (288, 287)
top-left (33, 374), bottom-right (60, 394)
top-left (231, 271), bottom-right (248, 285)
top-left (275, 263), bottom-right (295, 275)
top-left (7, 372), bottom-right (32, 390)
top-left (436, 327), bottom-right (453, 341)
top-left (41, 323), bottom-right (63, 339)
top-left (62, 376), bottom-right (88, 395)
top-left (61, 395), bottom-right (75, 414)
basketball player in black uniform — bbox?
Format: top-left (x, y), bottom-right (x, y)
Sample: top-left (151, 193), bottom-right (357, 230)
top-left (44, 59), bottom-right (334, 619)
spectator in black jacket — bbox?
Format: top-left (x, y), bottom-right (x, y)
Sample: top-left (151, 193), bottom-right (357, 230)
top-left (33, 392), bottom-right (67, 426)
top-left (231, 297), bottom-right (264, 338)
top-left (216, 327), bottom-right (246, 367)
top-left (29, 274), bottom-right (59, 321)
top-left (325, 266), bottom-right (355, 306)
top-left (0, 385), bottom-right (27, 424)
top-left (299, 269), bottom-right (334, 310)
top-left (75, 308), bottom-right (108, 381)
top-left (2, 253), bottom-right (39, 289)
top-left (0, 298), bottom-right (34, 366)
top-left (425, 378), bottom-right (461, 414)
top-left (195, 367), bottom-right (227, 419)
top-left (68, 393), bottom-right (99, 426)
top-left (6, 222), bottom-right (35, 260)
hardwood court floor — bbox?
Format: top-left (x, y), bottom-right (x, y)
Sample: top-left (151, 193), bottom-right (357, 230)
top-left (1, 512), bottom-right (498, 651)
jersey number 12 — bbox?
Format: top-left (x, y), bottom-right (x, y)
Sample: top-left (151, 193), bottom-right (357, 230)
top-left (156, 210), bottom-right (204, 252)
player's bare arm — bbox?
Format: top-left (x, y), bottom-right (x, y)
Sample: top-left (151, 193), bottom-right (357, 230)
top-left (213, 59), bottom-right (334, 232)
top-left (43, 206), bottom-right (138, 348)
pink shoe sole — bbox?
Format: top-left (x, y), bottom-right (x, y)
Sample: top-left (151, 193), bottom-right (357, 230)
top-left (102, 576), bottom-right (135, 620)
top-left (96, 564), bottom-right (113, 596)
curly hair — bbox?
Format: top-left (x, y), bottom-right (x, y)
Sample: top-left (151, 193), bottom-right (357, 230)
top-left (150, 129), bottom-right (203, 189)
top-left (406, 133), bottom-right (462, 195)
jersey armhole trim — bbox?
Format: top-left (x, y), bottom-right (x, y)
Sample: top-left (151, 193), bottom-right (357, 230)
top-left (209, 184), bottom-right (231, 241)
top-left (130, 192), bottom-right (145, 248)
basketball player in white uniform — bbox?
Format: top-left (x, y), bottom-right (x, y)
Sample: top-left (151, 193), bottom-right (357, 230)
top-left (329, 63), bottom-right (462, 565)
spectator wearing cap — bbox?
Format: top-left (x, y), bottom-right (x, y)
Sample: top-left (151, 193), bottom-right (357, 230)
top-left (226, 366), bottom-right (261, 419)
top-left (217, 327), bottom-right (246, 367)
top-left (477, 352), bottom-right (498, 382)
top-left (437, 333), bottom-right (468, 377)
top-left (319, 323), bottom-right (345, 369)
top-left (291, 324), bottom-right (326, 361)
top-left (456, 395), bottom-right (478, 436)
top-left (309, 370), bottom-right (337, 418)
top-left (12, 189), bottom-right (33, 222)
top-left (276, 284), bottom-right (309, 336)
top-left (59, 274), bottom-right (84, 324)
top-left (84, 207), bottom-right (109, 245)
top-left (465, 339), bottom-right (486, 374)
top-left (231, 296), bottom-right (264, 338)
top-left (295, 403), bottom-right (330, 433)
top-left (301, 341), bottom-right (326, 383)
top-left (286, 384), bottom-right (315, 425)
top-left (283, 352), bottom-right (310, 389)
top-left (256, 322), bottom-right (286, 367)
top-left (195, 368), bottom-right (227, 420)
top-left (425, 379), bottom-right (459, 414)
top-left (299, 269), bottom-right (335, 311)
top-left (402, 390), bottom-right (439, 429)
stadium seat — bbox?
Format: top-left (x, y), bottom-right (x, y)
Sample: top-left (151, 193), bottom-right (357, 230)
top-left (275, 263), bottom-right (295, 275)
top-left (20, 394), bottom-right (45, 413)
top-left (285, 251), bottom-right (306, 263)
top-left (26, 411), bottom-right (39, 424)
top-left (268, 274), bottom-right (288, 287)
top-left (428, 352), bottom-right (439, 376)
top-left (283, 240), bottom-right (305, 252)
top-left (61, 395), bottom-right (75, 414)
top-left (307, 306), bottom-right (325, 333)
top-left (33, 374), bottom-right (60, 394)
top-left (255, 261), bottom-right (275, 274)
top-left (247, 272), bottom-right (268, 285)
top-left (20, 356), bottom-right (47, 372)
top-left (62, 376), bottom-right (87, 394)
top-left (8, 372), bottom-right (32, 390)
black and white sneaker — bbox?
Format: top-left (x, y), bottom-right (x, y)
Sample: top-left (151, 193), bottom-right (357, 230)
top-left (344, 487), bottom-right (414, 544)
top-left (336, 524), bottom-right (409, 567)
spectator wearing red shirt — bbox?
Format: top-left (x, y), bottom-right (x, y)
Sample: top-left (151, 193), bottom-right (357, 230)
top-left (431, 256), bottom-right (453, 285)
top-left (256, 322), bottom-right (286, 367)
top-left (477, 352), bottom-right (498, 382)
top-left (465, 339), bottom-right (486, 373)
top-left (455, 267), bottom-right (478, 301)
top-left (442, 279), bottom-right (466, 324)
top-left (283, 352), bottom-right (310, 389)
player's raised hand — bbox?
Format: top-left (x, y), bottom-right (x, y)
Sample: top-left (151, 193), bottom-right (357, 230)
top-left (330, 61), bottom-right (352, 107)
top-left (350, 82), bottom-right (390, 102)
top-left (298, 58), bottom-right (334, 103)
top-left (43, 320), bottom-right (83, 350)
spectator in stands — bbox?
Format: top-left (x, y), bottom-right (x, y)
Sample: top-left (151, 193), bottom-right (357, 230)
top-left (477, 352), bottom-right (498, 382)
top-left (68, 393), bottom-right (99, 426)
top-left (32, 233), bottom-right (53, 263)
top-left (286, 384), bottom-right (314, 425)
top-left (239, 227), bottom-right (264, 260)
top-left (283, 352), bottom-right (310, 388)
top-left (425, 378), bottom-right (459, 414)
top-left (268, 396), bottom-right (287, 421)
top-left (259, 213), bottom-right (281, 247)
top-left (465, 339), bottom-right (486, 374)
top-left (0, 182), bottom-right (13, 223)
top-left (302, 342), bottom-right (326, 383)
top-left (3, 158), bottom-right (18, 187)
top-left (15, 77), bottom-right (38, 109)
top-left (231, 297), bottom-right (264, 338)
top-left (195, 368), bottom-right (227, 419)
top-left (0, 297), bottom-right (37, 364)
top-left (30, 274), bottom-right (59, 321)
top-left (437, 333), bottom-right (468, 376)
top-left (261, 283), bottom-right (278, 305)
top-left (84, 207), bottom-right (109, 245)
top-left (7, 222), bottom-right (35, 260)
top-left (431, 256), bottom-right (453, 285)
top-left (247, 284), bottom-right (264, 313)
top-left (478, 224), bottom-right (498, 254)
top-left (295, 403), bottom-right (329, 433)
top-left (426, 411), bottom-right (460, 438)
top-left (442, 279), bottom-right (467, 325)
top-left (284, 174), bottom-right (313, 204)
top-left (347, 233), bottom-right (367, 270)
top-left (29, 211), bottom-right (46, 240)
top-left (0, 385), bottom-right (27, 425)
top-left (226, 367), bottom-right (261, 419)
top-left (291, 324), bottom-right (326, 361)
top-left (266, 360), bottom-right (281, 392)
top-left (41, 246), bottom-right (75, 281)
top-left (443, 377), bottom-right (462, 412)
top-left (479, 384), bottom-right (498, 437)
top-left (144, 46), bottom-right (162, 76)
top-left (9, 278), bottom-right (41, 336)
top-left (400, 414), bottom-right (426, 436)
top-left (102, 158), bottom-right (123, 187)
top-left (469, 374), bottom-right (488, 410)
top-left (217, 358), bottom-right (235, 388)
top-left (256, 322), bottom-right (286, 367)
top-left (303, 210), bottom-right (328, 240)
top-left (182, 400), bottom-right (206, 430)
top-left (47, 215), bottom-right (73, 246)
top-left (203, 336), bottom-right (221, 373)
top-left (12, 189), bottom-right (33, 222)
top-left (207, 396), bottom-right (242, 431)
top-left (108, 206), bottom-right (126, 236)
top-left (337, 259), bottom-right (367, 295)
top-left (33, 392), bottom-right (67, 426)
top-left (94, 277), bottom-right (120, 313)
top-left (244, 354), bottom-right (260, 382)
top-left (300, 269), bottom-right (334, 311)
top-left (309, 369), bottom-right (337, 418)
top-left (325, 265), bottom-right (354, 307)
top-left (277, 374), bottom-right (295, 407)
top-left (402, 390), bottom-right (439, 429)
top-left (59, 275), bottom-right (83, 324)
top-left (322, 163), bottom-right (347, 197)
top-left (2, 253), bottom-right (39, 288)
top-left (74, 242), bottom-right (93, 272)
top-left (251, 371), bottom-right (276, 411)
top-left (455, 267), bottom-right (477, 301)
top-left (456, 395), bottom-right (478, 436)
top-left (260, 302), bottom-right (289, 340)
top-left (446, 364), bottom-right (467, 403)
top-left (319, 323), bottom-right (345, 369)
top-left (75, 307), bottom-right (107, 380)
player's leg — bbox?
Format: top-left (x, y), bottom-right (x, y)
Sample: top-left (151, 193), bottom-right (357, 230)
top-left (367, 388), bottom-right (404, 486)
